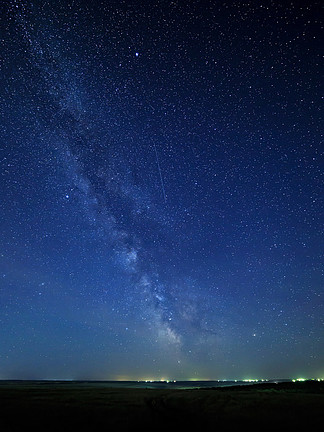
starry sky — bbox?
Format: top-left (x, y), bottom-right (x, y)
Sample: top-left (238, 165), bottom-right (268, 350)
top-left (0, 0), bottom-right (323, 381)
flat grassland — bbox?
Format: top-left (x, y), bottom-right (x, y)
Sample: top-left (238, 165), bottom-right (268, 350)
top-left (0, 381), bottom-right (323, 431)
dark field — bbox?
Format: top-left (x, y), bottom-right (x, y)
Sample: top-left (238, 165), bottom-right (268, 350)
top-left (0, 380), bottom-right (323, 431)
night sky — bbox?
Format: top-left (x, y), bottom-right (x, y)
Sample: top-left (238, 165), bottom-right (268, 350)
top-left (1, 0), bottom-right (323, 381)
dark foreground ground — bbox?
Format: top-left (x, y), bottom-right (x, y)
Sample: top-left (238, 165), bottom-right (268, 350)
top-left (0, 380), bottom-right (323, 431)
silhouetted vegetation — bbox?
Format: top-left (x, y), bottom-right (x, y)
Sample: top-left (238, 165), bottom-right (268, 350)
top-left (0, 381), bottom-right (323, 431)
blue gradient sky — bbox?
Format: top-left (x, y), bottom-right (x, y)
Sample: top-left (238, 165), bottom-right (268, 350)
top-left (0, 0), bottom-right (323, 380)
